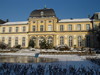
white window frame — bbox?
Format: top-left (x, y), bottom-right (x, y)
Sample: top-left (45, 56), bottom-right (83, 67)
top-left (78, 36), bottom-right (82, 47)
top-left (86, 24), bottom-right (90, 30)
top-left (60, 36), bottom-right (64, 45)
top-left (48, 25), bottom-right (52, 31)
top-left (23, 26), bottom-right (26, 32)
top-left (68, 24), bottom-right (72, 31)
top-left (40, 25), bottom-right (44, 31)
top-left (22, 37), bottom-right (25, 46)
top-left (60, 25), bottom-right (64, 31)
top-left (9, 27), bottom-right (12, 32)
top-left (2, 27), bottom-right (5, 33)
top-left (77, 24), bottom-right (81, 30)
top-left (16, 27), bottom-right (19, 32)
top-left (69, 36), bottom-right (73, 47)
top-left (15, 37), bottom-right (18, 45)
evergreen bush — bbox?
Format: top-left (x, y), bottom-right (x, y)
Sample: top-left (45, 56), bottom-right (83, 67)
top-left (29, 39), bottom-right (35, 48)
top-left (0, 42), bottom-right (7, 49)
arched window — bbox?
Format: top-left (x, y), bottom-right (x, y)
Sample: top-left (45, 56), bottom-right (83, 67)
top-left (69, 36), bottom-right (73, 47)
top-left (31, 37), bottom-right (36, 44)
top-left (78, 36), bottom-right (82, 47)
top-left (86, 36), bottom-right (90, 47)
top-left (8, 37), bottom-right (11, 46)
top-left (22, 37), bottom-right (25, 46)
top-left (47, 37), bottom-right (53, 44)
top-left (39, 37), bottom-right (45, 45)
top-left (15, 37), bottom-right (18, 45)
top-left (32, 37), bottom-right (36, 41)
top-left (60, 36), bottom-right (64, 45)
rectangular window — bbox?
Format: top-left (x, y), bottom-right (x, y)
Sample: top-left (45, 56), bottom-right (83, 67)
top-left (77, 24), bottom-right (81, 30)
top-left (86, 24), bottom-right (90, 30)
top-left (68, 24), bottom-right (72, 31)
top-left (32, 26), bottom-right (36, 31)
top-left (22, 37), bottom-right (25, 46)
top-left (15, 37), bottom-right (18, 45)
top-left (40, 25), bottom-right (44, 31)
top-left (60, 25), bottom-right (64, 31)
top-left (16, 27), bottom-right (19, 32)
top-left (23, 26), bottom-right (26, 32)
top-left (2, 27), bottom-right (5, 33)
top-left (48, 25), bottom-right (52, 31)
top-left (9, 27), bottom-right (12, 32)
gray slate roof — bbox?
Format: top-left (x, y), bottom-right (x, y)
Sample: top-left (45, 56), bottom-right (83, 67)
top-left (29, 8), bottom-right (56, 17)
top-left (91, 12), bottom-right (100, 20)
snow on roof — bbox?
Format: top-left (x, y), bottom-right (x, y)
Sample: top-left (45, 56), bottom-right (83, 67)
top-left (59, 18), bottom-right (92, 23)
top-left (1, 21), bottom-right (28, 25)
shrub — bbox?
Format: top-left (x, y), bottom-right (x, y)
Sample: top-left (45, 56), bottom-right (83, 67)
top-left (14, 45), bottom-right (21, 49)
top-left (39, 39), bottom-right (46, 49)
top-left (74, 45), bottom-right (76, 49)
top-left (29, 39), bottom-right (35, 48)
top-left (54, 45), bottom-right (70, 51)
top-left (46, 43), bottom-right (53, 49)
top-left (0, 42), bottom-right (7, 49)
top-left (39, 39), bottom-right (53, 49)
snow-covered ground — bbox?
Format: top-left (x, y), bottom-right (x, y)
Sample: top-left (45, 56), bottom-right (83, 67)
top-left (0, 54), bottom-right (100, 75)
top-left (0, 52), bottom-right (99, 68)
top-left (0, 50), bottom-right (100, 75)
top-left (39, 55), bottom-right (99, 69)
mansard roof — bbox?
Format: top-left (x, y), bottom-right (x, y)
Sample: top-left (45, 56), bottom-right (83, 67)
top-left (29, 8), bottom-right (56, 18)
top-left (0, 19), bottom-right (6, 24)
top-left (91, 12), bottom-right (100, 20)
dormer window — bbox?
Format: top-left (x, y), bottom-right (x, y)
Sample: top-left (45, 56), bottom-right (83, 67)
top-left (41, 21), bottom-right (43, 23)
top-left (33, 21), bottom-right (35, 23)
top-left (49, 20), bottom-right (52, 23)
top-left (40, 11), bottom-right (44, 17)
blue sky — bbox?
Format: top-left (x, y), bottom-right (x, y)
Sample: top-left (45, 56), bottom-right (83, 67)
top-left (0, 0), bottom-right (100, 22)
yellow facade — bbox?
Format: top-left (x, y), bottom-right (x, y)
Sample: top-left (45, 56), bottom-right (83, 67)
top-left (0, 8), bottom-right (100, 48)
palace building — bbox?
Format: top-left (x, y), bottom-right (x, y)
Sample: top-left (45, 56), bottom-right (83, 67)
top-left (0, 8), bottom-right (100, 48)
